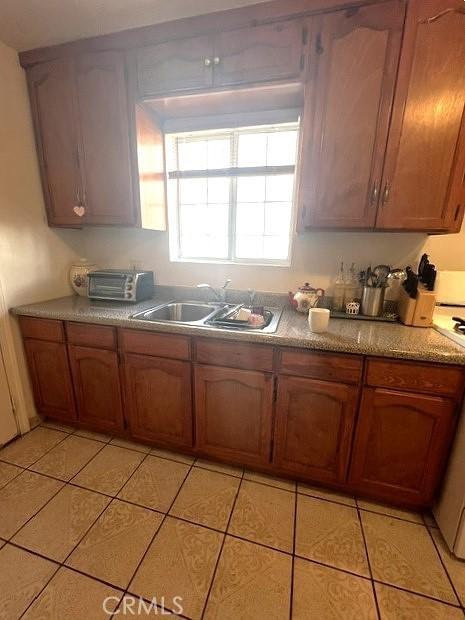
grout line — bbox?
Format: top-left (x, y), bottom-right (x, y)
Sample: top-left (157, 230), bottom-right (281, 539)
top-left (426, 525), bottom-right (463, 607)
top-left (356, 500), bottom-right (382, 620)
top-left (199, 467), bottom-right (245, 619)
top-left (372, 578), bottom-right (463, 610)
top-left (289, 483), bottom-right (298, 620)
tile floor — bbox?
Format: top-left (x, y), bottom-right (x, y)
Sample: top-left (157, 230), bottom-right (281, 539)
top-left (0, 424), bottom-right (465, 619)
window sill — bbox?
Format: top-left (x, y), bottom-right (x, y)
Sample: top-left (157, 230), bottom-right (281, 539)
top-left (170, 257), bottom-right (291, 268)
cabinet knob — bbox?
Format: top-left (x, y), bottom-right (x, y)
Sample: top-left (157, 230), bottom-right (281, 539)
top-left (204, 58), bottom-right (212, 67)
top-left (213, 56), bottom-right (220, 65)
top-left (73, 205), bottom-right (86, 217)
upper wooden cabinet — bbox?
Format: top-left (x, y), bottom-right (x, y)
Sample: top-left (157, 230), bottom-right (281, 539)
top-left (137, 19), bottom-right (305, 97)
top-left (376, 0), bottom-right (465, 232)
top-left (298, 1), bottom-right (405, 229)
top-left (28, 52), bottom-right (136, 227)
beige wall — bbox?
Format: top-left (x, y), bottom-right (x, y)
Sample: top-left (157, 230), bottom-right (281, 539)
top-left (0, 39), bottom-right (82, 424)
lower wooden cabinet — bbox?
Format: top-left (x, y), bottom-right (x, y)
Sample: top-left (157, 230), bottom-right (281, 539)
top-left (349, 388), bottom-right (457, 505)
top-left (124, 353), bottom-right (193, 448)
top-left (195, 364), bottom-right (274, 467)
top-left (68, 345), bottom-right (123, 433)
top-left (273, 375), bottom-right (359, 483)
top-left (23, 339), bottom-right (76, 422)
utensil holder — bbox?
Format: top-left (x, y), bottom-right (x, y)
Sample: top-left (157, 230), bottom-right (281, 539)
top-left (361, 286), bottom-right (385, 317)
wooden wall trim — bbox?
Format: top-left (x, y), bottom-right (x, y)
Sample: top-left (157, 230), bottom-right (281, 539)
top-left (19, 0), bottom-right (389, 67)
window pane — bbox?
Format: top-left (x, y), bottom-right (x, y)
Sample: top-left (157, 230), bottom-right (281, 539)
top-left (237, 133), bottom-right (267, 167)
top-left (265, 202), bottom-right (292, 235)
top-left (263, 235), bottom-right (289, 260)
top-left (236, 235), bottom-right (264, 259)
top-left (207, 138), bottom-right (231, 169)
top-left (179, 178), bottom-right (207, 204)
top-left (237, 176), bottom-right (266, 203)
top-left (207, 178), bottom-right (230, 204)
top-left (266, 131), bottom-right (298, 166)
top-left (265, 174), bottom-right (295, 202)
top-left (178, 140), bottom-right (207, 170)
top-left (236, 203), bottom-right (265, 235)
top-left (179, 204), bottom-right (229, 258)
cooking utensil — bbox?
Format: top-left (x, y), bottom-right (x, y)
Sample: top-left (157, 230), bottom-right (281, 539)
top-left (372, 265), bottom-right (391, 288)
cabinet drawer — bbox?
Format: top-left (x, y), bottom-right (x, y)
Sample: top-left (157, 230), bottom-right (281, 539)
top-left (195, 338), bottom-right (273, 372)
top-left (19, 317), bottom-right (64, 342)
top-left (119, 329), bottom-right (191, 360)
top-left (366, 358), bottom-right (465, 398)
top-left (66, 322), bottom-right (116, 350)
top-left (279, 349), bottom-right (362, 385)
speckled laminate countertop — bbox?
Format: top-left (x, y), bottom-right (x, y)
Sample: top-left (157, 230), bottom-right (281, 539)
top-left (11, 293), bottom-right (465, 366)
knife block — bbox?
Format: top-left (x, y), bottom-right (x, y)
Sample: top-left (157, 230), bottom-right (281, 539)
top-left (398, 285), bottom-right (436, 327)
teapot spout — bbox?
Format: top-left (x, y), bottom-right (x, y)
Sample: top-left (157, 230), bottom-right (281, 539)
top-left (288, 292), bottom-right (297, 308)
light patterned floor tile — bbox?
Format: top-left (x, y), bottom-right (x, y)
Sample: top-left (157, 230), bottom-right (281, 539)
top-left (228, 480), bottom-right (295, 552)
top-left (0, 461), bottom-right (22, 488)
top-left (0, 544), bottom-right (57, 619)
top-left (66, 499), bottom-right (163, 589)
top-left (110, 437), bottom-right (152, 454)
top-left (431, 528), bottom-right (465, 606)
top-left (130, 516), bottom-right (222, 620)
top-left (204, 536), bottom-right (292, 619)
top-left (358, 499), bottom-right (423, 524)
top-left (0, 471), bottom-right (63, 538)
top-left (74, 429), bottom-right (112, 443)
top-left (31, 435), bottom-right (103, 481)
top-left (298, 483), bottom-right (356, 506)
top-left (361, 511), bottom-right (457, 604)
top-left (118, 455), bottom-right (189, 512)
top-left (150, 447), bottom-right (194, 465)
top-left (22, 567), bottom-right (121, 620)
top-left (293, 557), bottom-right (377, 619)
top-left (0, 427), bottom-right (67, 467)
top-left (12, 485), bottom-right (110, 561)
top-left (375, 583), bottom-right (463, 619)
top-left (72, 445), bottom-right (145, 495)
top-left (244, 470), bottom-right (295, 492)
top-left (169, 468), bottom-right (239, 531)
top-left (195, 459), bottom-right (243, 478)
top-left (296, 494), bottom-right (369, 577)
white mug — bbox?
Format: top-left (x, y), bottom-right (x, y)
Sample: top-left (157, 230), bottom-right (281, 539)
top-left (308, 308), bottom-right (330, 333)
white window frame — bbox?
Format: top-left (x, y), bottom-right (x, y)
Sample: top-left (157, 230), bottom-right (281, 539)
top-left (166, 122), bottom-right (300, 267)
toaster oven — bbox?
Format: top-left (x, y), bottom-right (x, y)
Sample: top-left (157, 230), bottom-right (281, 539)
top-left (88, 270), bottom-right (154, 302)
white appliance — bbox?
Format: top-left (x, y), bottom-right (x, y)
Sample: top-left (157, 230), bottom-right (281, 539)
top-left (0, 347), bottom-right (17, 446)
top-left (432, 271), bottom-right (465, 558)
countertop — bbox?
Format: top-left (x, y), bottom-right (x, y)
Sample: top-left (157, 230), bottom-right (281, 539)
top-left (11, 292), bottom-right (465, 366)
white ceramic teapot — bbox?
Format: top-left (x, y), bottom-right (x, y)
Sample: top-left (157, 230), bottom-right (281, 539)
top-left (288, 283), bottom-right (325, 313)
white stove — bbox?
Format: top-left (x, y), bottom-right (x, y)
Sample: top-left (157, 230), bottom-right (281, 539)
top-left (432, 271), bottom-right (465, 349)
top-left (433, 306), bottom-right (465, 349)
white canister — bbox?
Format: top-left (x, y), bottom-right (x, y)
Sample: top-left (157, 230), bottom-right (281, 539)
top-left (308, 308), bottom-right (330, 333)
top-left (69, 258), bottom-right (97, 296)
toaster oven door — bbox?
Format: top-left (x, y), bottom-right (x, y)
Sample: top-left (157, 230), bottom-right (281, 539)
top-left (88, 274), bottom-right (127, 300)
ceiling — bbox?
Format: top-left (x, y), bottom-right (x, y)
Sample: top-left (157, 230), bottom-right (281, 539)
top-left (0, 0), bottom-right (267, 52)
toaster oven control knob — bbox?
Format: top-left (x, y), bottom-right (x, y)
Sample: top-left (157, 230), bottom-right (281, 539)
top-left (127, 285), bottom-right (133, 291)
top-left (127, 277), bottom-right (133, 283)
top-left (125, 293), bottom-right (132, 299)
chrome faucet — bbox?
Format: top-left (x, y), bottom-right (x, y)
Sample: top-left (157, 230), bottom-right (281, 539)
top-left (197, 279), bottom-right (231, 302)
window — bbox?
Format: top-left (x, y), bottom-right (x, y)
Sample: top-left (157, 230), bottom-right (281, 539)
top-left (166, 122), bottom-right (299, 265)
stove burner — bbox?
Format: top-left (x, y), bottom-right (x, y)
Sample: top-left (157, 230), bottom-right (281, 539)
top-left (452, 317), bottom-right (465, 335)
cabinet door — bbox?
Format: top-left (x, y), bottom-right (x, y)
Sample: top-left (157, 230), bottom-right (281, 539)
top-left (195, 365), bottom-right (273, 467)
top-left (27, 59), bottom-right (82, 227)
top-left (124, 354), bottom-right (192, 448)
top-left (273, 376), bottom-right (358, 483)
top-left (376, 0), bottom-right (465, 231)
top-left (23, 339), bottom-right (76, 422)
top-left (349, 388), bottom-right (457, 505)
top-left (299, 2), bottom-right (404, 229)
top-left (75, 51), bottom-right (136, 225)
top-left (68, 345), bottom-right (123, 433)
top-left (137, 35), bottom-right (213, 96)
top-left (213, 20), bottom-right (304, 88)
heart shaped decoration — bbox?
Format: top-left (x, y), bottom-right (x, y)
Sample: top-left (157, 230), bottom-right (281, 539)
top-left (73, 206), bottom-right (86, 217)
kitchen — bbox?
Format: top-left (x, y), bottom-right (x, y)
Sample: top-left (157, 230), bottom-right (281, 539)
top-left (0, 0), bottom-right (465, 618)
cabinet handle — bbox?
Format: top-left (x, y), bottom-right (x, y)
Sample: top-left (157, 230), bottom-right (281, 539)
top-left (213, 56), bottom-right (220, 65)
top-left (382, 182), bottom-right (390, 206)
top-left (204, 58), bottom-right (212, 67)
top-left (371, 183), bottom-right (379, 206)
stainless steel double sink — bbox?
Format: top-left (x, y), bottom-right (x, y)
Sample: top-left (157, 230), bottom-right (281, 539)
top-left (131, 301), bottom-right (282, 333)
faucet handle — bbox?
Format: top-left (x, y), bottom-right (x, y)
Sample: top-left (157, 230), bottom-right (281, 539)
top-left (222, 279), bottom-right (232, 290)
top-left (248, 288), bottom-right (256, 306)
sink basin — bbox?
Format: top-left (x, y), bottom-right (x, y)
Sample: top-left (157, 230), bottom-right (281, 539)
top-left (131, 302), bottom-right (222, 323)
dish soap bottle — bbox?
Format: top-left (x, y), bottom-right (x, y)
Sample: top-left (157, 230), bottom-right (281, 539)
top-left (344, 263), bottom-right (359, 307)
top-left (332, 262), bottom-right (345, 312)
